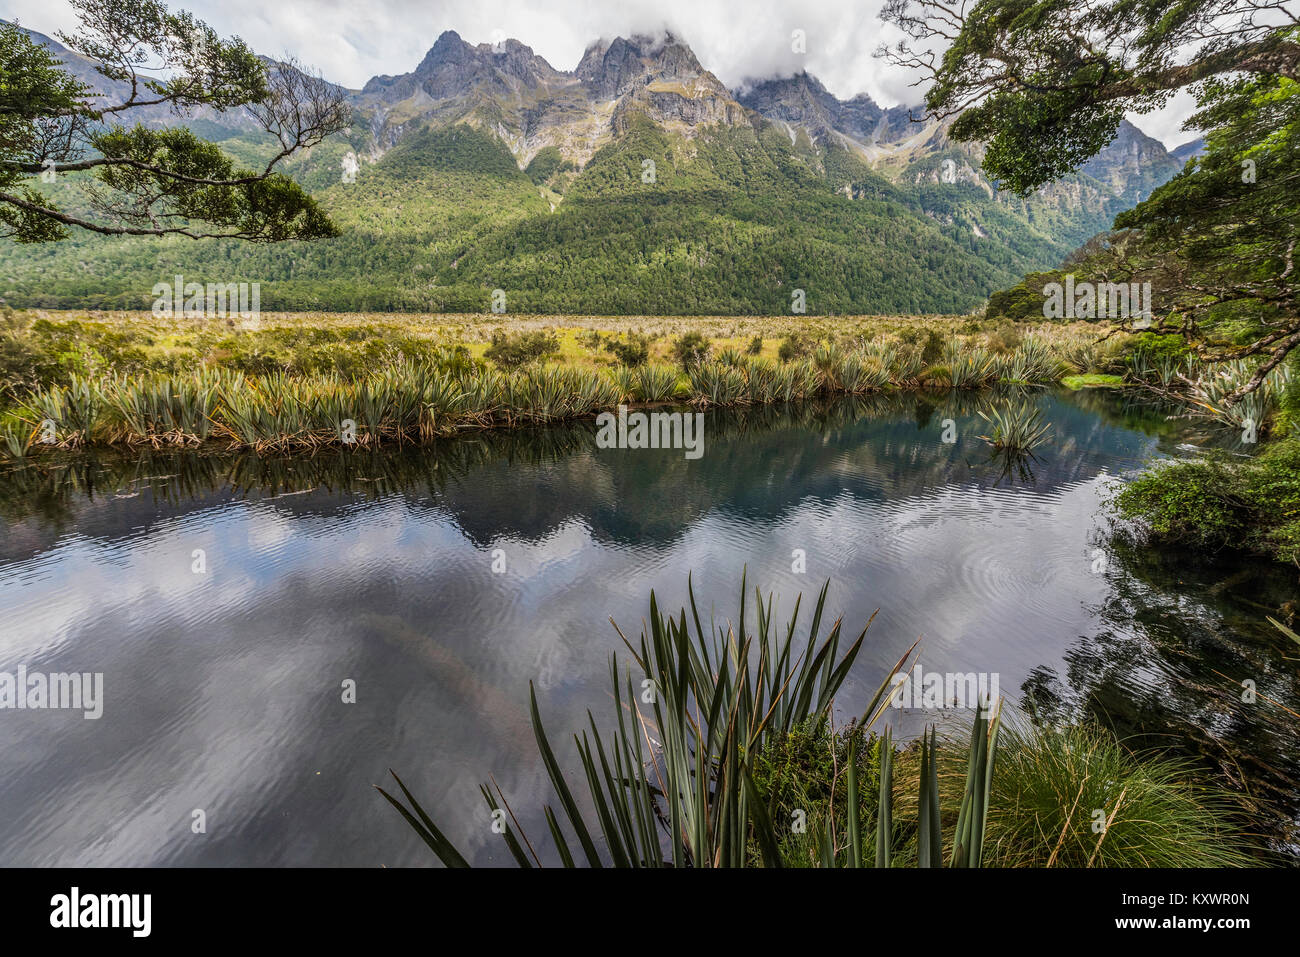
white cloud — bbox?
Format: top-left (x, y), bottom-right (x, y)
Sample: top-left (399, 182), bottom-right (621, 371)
top-left (2, 0), bottom-right (921, 104)
top-left (1126, 89), bottom-right (1204, 150)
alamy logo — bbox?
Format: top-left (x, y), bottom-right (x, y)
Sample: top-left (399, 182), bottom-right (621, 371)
top-left (152, 275), bottom-right (260, 319)
top-left (50, 888), bottom-right (150, 937)
top-left (1042, 275), bottom-right (1151, 323)
top-left (0, 667), bottom-right (102, 719)
top-left (595, 405), bottom-right (705, 460)
top-left (889, 665), bottom-right (999, 709)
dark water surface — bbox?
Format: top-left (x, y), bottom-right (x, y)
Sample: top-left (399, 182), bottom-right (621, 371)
top-left (1, 389), bottom-right (1296, 865)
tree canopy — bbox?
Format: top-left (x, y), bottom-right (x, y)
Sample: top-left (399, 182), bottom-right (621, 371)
top-left (882, 0), bottom-right (1298, 192)
top-left (882, 0), bottom-right (1300, 399)
top-left (0, 0), bottom-right (348, 243)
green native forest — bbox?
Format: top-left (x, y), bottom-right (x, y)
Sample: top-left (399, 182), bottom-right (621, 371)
top-left (1, 0), bottom-right (1299, 894)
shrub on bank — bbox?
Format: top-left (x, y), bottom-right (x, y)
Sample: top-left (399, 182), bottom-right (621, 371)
top-left (778, 333), bottom-right (809, 364)
top-left (604, 333), bottom-right (650, 367)
top-left (484, 330), bottom-right (560, 368)
top-left (1114, 435), bottom-right (1300, 565)
top-left (672, 331), bottom-right (711, 368)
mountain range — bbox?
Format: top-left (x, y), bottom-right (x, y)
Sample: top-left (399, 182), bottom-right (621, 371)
top-left (0, 24), bottom-right (1194, 315)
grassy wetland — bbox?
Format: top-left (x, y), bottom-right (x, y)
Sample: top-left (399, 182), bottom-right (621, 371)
top-left (1, 308), bottom-right (1124, 455)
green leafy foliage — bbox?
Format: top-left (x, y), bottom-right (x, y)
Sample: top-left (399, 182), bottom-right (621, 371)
top-left (888, 0), bottom-right (1298, 195)
top-left (483, 330), bottom-right (560, 368)
top-left (604, 333), bottom-right (650, 367)
top-left (1114, 436), bottom-right (1300, 565)
top-left (523, 146), bottom-right (575, 186)
top-left (672, 331), bottom-right (712, 369)
top-left (0, 1), bottom-right (345, 243)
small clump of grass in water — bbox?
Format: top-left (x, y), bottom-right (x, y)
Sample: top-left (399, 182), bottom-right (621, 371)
top-left (977, 399), bottom-right (1052, 453)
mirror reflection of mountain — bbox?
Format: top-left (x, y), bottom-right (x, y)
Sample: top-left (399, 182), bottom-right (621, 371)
top-left (0, 389), bottom-right (1210, 555)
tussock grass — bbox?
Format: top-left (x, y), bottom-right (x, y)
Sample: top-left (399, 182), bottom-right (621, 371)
top-left (940, 718), bottom-right (1258, 868)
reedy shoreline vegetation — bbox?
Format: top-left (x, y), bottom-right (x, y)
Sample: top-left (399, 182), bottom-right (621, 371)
top-left (0, 391), bottom-right (1059, 528)
top-left (380, 578), bottom-right (1259, 868)
top-left (6, 309), bottom-right (1296, 569)
top-left (1111, 336), bottom-right (1300, 566)
top-left (0, 309), bottom-right (1116, 457)
top-left (1122, 344), bottom-right (1297, 435)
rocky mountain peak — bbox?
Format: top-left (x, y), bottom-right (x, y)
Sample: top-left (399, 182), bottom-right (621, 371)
top-left (576, 32), bottom-right (716, 100)
top-left (421, 29), bottom-right (469, 66)
top-left (736, 72), bottom-right (885, 142)
top-left (1079, 119), bottom-right (1183, 203)
top-left (363, 29), bottom-right (562, 102)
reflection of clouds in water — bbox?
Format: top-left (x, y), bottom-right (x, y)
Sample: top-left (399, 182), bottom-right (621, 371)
top-left (0, 392), bottom-right (1198, 864)
top-left (0, 501), bottom-right (660, 864)
top-left (9, 477), bottom-right (1104, 862)
top-left (245, 509), bottom-right (295, 551)
top-left (0, 603), bottom-right (348, 866)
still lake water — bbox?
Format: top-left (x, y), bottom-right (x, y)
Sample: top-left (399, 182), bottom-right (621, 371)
top-left (1, 389), bottom-right (1296, 865)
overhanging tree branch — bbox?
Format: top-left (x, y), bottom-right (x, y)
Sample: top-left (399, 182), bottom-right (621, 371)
top-left (1, 0), bottom-right (349, 243)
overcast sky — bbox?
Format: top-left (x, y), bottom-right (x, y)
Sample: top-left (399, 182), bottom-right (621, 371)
top-left (1, 0), bottom-right (1201, 148)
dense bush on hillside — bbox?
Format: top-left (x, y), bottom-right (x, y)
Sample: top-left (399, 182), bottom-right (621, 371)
top-left (0, 119), bottom-right (1111, 316)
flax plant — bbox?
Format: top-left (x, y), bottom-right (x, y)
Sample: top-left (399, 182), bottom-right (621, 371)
top-left (379, 576), bottom-right (1005, 868)
top-left (19, 375), bottom-right (100, 447)
top-left (3, 329), bottom-right (1090, 459)
top-left (977, 400), bottom-right (1052, 453)
top-left (943, 340), bottom-right (996, 389)
top-left (1189, 360), bottom-right (1290, 433)
top-left (689, 361), bottom-right (748, 407)
top-left (634, 364), bottom-right (682, 403)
